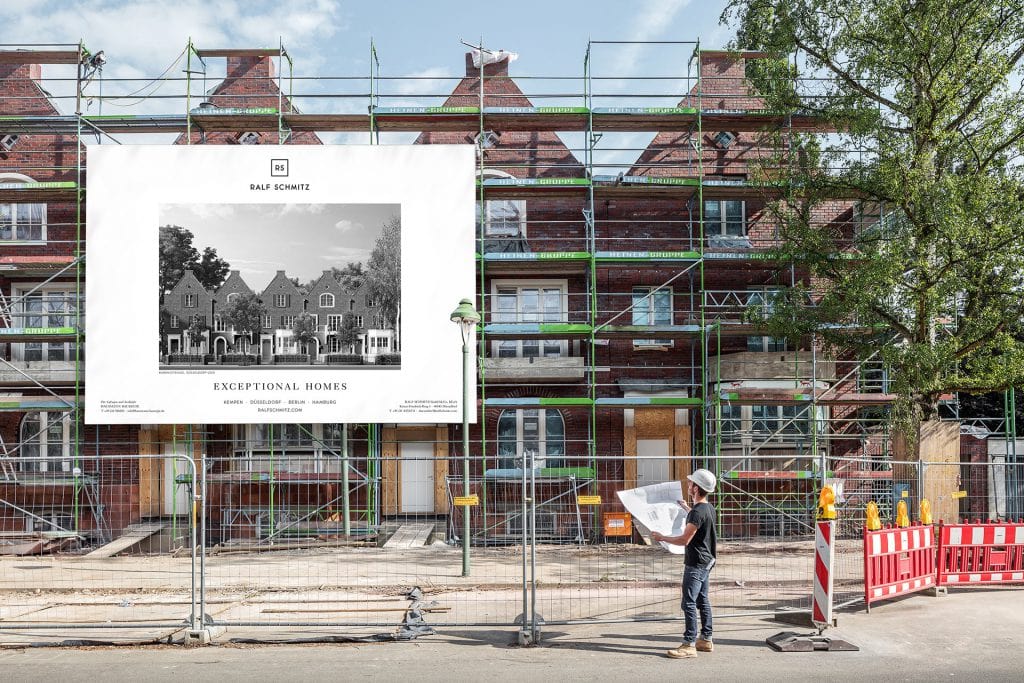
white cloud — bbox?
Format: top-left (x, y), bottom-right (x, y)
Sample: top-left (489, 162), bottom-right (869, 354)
top-left (322, 245), bottom-right (369, 260)
top-left (334, 219), bottom-right (364, 233)
top-left (392, 67), bottom-right (455, 97)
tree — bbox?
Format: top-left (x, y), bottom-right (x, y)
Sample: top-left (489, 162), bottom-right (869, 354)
top-left (159, 225), bottom-right (230, 298)
top-left (223, 293), bottom-right (266, 354)
top-left (723, 0), bottom-right (1024, 435)
top-left (335, 262), bottom-right (365, 290)
top-left (366, 216), bottom-right (401, 346)
top-left (184, 316), bottom-right (210, 352)
top-left (291, 312), bottom-right (318, 358)
top-left (336, 312), bottom-right (360, 354)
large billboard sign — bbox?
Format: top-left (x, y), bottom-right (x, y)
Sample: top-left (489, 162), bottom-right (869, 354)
top-left (86, 145), bottom-right (475, 424)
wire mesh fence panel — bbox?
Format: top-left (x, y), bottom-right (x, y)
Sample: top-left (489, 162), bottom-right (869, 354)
top-left (201, 425), bottom-right (529, 637)
top-left (0, 452), bottom-right (201, 645)
top-left (523, 451), bottom-right (819, 627)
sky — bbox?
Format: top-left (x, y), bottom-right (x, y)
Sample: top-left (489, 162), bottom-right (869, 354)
top-left (161, 203), bottom-right (396, 289)
top-left (1, 0), bottom-right (734, 119)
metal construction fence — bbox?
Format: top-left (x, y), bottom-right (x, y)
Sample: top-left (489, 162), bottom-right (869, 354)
top-left (1, 448), bottom-right (1023, 645)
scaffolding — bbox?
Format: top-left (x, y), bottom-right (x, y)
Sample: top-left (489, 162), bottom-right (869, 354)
top-left (0, 38), bottom-right (1020, 552)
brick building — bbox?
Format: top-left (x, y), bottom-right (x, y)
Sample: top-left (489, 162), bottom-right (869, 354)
top-left (0, 41), bottom-right (1000, 549)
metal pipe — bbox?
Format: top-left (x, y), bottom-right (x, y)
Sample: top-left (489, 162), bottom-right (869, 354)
top-left (342, 423), bottom-right (351, 536)
top-left (462, 333), bottom-right (471, 577)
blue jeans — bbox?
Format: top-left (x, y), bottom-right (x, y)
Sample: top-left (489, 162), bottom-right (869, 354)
top-left (681, 564), bottom-right (713, 643)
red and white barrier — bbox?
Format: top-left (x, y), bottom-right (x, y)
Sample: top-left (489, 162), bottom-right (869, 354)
top-left (863, 524), bottom-right (936, 609)
top-left (937, 521), bottom-right (1024, 586)
top-left (812, 520), bottom-right (834, 627)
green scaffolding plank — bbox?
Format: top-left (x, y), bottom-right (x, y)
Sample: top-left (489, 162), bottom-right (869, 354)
top-left (592, 107), bottom-right (698, 115)
top-left (478, 251), bottom-right (591, 262)
top-left (0, 181), bottom-right (76, 190)
top-left (595, 397), bottom-right (703, 407)
top-left (373, 106), bottom-right (479, 114)
top-left (483, 323), bottom-right (593, 336)
top-left (0, 399), bottom-right (76, 411)
top-left (483, 397), bottom-right (593, 408)
top-left (480, 177), bottom-right (591, 187)
top-left (483, 106), bottom-right (589, 114)
top-left (595, 250), bottom-right (701, 262)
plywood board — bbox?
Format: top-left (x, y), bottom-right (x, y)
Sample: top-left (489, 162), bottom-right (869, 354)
top-left (381, 427), bottom-right (398, 515)
top-left (434, 426), bottom-right (449, 513)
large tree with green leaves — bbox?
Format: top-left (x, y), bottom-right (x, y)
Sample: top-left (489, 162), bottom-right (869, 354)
top-left (723, 0), bottom-right (1024, 432)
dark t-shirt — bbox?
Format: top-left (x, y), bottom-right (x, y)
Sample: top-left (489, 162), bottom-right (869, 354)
top-left (684, 501), bottom-right (717, 568)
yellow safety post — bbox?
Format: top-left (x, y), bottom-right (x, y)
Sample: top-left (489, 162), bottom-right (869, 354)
top-left (919, 498), bottom-right (932, 525)
top-left (896, 499), bottom-right (910, 527)
top-left (817, 485), bottom-right (837, 520)
top-left (865, 501), bottom-right (882, 531)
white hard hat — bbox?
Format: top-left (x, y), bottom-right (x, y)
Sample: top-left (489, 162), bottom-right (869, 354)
top-left (687, 468), bottom-right (716, 494)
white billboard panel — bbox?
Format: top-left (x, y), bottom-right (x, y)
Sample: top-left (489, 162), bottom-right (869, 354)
top-left (86, 145), bottom-right (476, 424)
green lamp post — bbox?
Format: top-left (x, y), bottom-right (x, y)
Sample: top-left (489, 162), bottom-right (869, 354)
top-left (451, 297), bottom-right (480, 577)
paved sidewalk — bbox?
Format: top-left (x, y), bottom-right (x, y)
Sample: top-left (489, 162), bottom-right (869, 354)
top-left (2, 588), bottom-right (1022, 681)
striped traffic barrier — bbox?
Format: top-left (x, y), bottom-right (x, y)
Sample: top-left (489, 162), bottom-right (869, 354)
top-left (937, 520), bottom-right (1024, 587)
top-left (812, 519), bottom-right (835, 628)
top-left (863, 523), bottom-right (936, 610)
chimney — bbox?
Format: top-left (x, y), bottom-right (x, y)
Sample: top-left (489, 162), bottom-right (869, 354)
top-left (230, 269), bottom-right (240, 276)
top-left (226, 55), bottom-right (275, 80)
top-left (464, 52), bottom-right (510, 78)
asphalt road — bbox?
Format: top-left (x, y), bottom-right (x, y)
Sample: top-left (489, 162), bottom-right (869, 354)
top-left (2, 587), bottom-right (1022, 682)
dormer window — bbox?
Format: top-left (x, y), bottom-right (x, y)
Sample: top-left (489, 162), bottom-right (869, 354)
top-left (474, 130), bottom-right (499, 148)
top-left (0, 134), bottom-right (19, 151)
top-left (236, 132), bottom-right (261, 145)
top-left (319, 293), bottom-right (335, 308)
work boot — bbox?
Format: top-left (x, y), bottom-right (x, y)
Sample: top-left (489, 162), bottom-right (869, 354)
top-left (666, 643), bottom-right (697, 659)
top-left (696, 638), bottom-right (713, 653)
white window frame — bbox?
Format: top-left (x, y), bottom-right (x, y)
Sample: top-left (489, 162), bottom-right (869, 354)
top-left (632, 285), bottom-right (673, 348)
top-left (226, 292), bottom-right (240, 304)
top-left (326, 314), bottom-right (344, 332)
top-left (274, 293), bottom-right (288, 308)
top-left (478, 169), bottom-right (527, 238)
top-left (319, 293), bottom-right (335, 308)
top-left (281, 315), bottom-right (297, 328)
top-left (13, 283), bottom-right (80, 362)
top-left (169, 314), bottom-right (180, 328)
top-left (19, 411), bottom-right (71, 473)
top-left (704, 199), bottom-right (746, 237)
top-left (490, 279), bottom-right (568, 359)
top-left (0, 172), bottom-right (47, 242)
top-left (231, 424), bottom-right (349, 474)
top-left (183, 293), bottom-right (197, 308)
top-left (495, 408), bottom-right (565, 469)
top-left (213, 314), bottom-right (226, 332)
top-left (262, 314), bottom-right (273, 329)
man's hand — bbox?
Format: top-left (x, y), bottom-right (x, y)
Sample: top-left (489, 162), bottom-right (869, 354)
top-left (650, 531), bottom-right (663, 542)
top-left (677, 499), bottom-right (690, 512)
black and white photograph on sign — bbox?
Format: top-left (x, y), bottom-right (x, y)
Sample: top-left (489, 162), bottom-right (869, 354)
top-left (85, 144), bottom-right (474, 425)
top-left (158, 203), bottom-right (401, 370)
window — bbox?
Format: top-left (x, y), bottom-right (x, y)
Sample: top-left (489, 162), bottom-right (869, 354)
top-left (370, 336), bottom-right (389, 350)
top-left (349, 314), bottom-right (363, 328)
top-left (747, 335), bottom-right (788, 352)
top-left (478, 199), bottom-right (526, 237)
top-left (372, 314), bottom-right (387, 329)
top-left (0, 202), bottom-right (46, 241)
top-left (327, 314), bottom-right (343, 332)
top-left (751, 405), bottom-right (808, 438)
top-left (213, 315), bottom-right (225, 332)
top-left (349, 299), bottom-right (355, 311)
top-left (0, 172), bottom-right (46, 241)
top-left (169, 314), bottom-right (180, 328)
top-left (365, 295), bottom-right (376, 307)
top-left (226, 292), bottom-right (240, 304)
top-left (15, 287), bottom-right (80, 362)
top-left (232, 424), bottom-right (346, 473)
top-left (492, 281), bottom-right (567, 358)
top-left (281, 315), bottom-right (297, 327)
top-left (20, 411), bottom-right (71, 473)
top-left (319, 293), bottom-right (335, 308)
top-left (704, 200), bottom-right (745, 237)
top-left (274, 294), bottom-right (288, 308)
top-left (183, 293), bottom-right (197, 308)
top-left (262, 315), bottom-right (273, 329)
top-left (632, 286), bottom-right (673, 347)
top-left (327, 337), bottom-right (344, 353)
top-left (496, 409), bottom-right (565, 469)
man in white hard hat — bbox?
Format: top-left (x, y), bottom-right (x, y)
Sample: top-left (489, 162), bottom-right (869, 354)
top-left (651, 467), bottom-right (717, 659)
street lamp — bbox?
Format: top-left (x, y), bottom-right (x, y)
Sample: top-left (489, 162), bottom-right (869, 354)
top-left (451, 297), bottom-right (480, 577)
